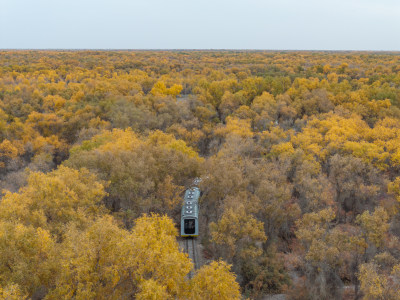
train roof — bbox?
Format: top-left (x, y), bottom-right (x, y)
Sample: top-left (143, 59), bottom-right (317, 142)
top-left (182, 203), bottom-right (198, 217)
top-left (184, 187), bottom-right (200, 202)
top-left (182, 187), bottom-right (200, 218)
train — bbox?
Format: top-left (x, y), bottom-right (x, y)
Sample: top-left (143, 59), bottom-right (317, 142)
top-left (180, 183), bottom-right (200, 237)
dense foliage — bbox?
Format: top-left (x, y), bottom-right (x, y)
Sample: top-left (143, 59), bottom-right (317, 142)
top-left (1, 50), bottom-right (400, 299)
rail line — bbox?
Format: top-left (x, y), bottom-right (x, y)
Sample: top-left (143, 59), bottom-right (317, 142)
top-left (184, 237), bottom-right (198, 279)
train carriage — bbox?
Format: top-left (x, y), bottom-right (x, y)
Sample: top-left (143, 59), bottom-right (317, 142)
top-left (181, 187), bottom-right (200, 237)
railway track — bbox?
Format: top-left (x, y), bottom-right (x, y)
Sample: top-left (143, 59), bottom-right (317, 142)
top-left (184, 237), bottom-right (198, 279)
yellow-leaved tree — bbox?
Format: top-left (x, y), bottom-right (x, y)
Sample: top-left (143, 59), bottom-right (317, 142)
top-left (0, 222), bottom-right (56, 297)
top-left (47, 213), bottom-right (241, 300)
top-left (210, 205), bottom-right (267, 262)
top-left (47, 214), bottom-right (191, 299)
top-left (189, 261), bottom-right (241, 300)
top-left (0, 165), bottom-right (107, 237)
top-left (0, 284), bottom-right (26, 300)
top-left (358, 262), bottom-right (400, 300)
top-left (0, 166), bottom-right (107, 297)
top-left (65, 129), bottom-right (201, 215)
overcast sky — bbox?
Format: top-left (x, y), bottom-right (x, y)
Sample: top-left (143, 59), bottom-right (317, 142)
top-left (1, 0), bottom-right (400, 50)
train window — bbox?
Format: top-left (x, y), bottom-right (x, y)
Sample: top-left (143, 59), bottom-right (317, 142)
top-left (184, 219), bottom-right (196, 234)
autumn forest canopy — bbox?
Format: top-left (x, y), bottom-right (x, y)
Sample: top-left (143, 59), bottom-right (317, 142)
top-left (1, 50), bottom-right (400, 299)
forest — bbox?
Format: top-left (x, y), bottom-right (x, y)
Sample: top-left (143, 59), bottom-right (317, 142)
top-left (0, 50), bottom-right (400, 299)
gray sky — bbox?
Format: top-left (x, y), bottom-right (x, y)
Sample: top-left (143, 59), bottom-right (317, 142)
top-left (1, 0), bottom-right (400, 50)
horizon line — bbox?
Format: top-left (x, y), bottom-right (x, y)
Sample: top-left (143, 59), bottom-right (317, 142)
top-left (1, 48), bottom-right (400, 52)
